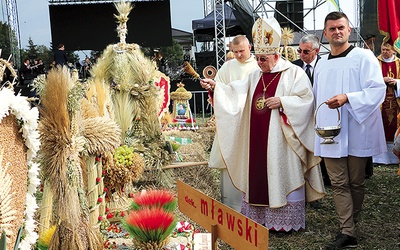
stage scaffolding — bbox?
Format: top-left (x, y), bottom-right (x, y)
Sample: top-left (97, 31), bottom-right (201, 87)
top-left (202, 0), bottom-right (368, 67)
top-left (0, 0), bottom-right (20, 66)
top-left (49, 0), bottom-right (133, 4)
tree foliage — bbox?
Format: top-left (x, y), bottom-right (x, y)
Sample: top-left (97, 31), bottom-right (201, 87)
top-left (160, 39), bottom-right (184, 68)
top-left (0, 21), bottom-right (18, 61)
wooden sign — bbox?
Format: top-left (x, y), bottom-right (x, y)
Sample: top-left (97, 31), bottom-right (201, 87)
top-left (177, 180), bottom-right (268, 250)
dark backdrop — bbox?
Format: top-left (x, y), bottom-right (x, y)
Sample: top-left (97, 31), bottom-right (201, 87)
top-left (49, 0), bottom-right (172, 51)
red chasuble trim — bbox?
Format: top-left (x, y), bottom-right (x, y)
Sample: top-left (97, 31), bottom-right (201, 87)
top-left (380, 61), bottom-right (399, 141)
top-left (248, 72), bottom-right (281, 205)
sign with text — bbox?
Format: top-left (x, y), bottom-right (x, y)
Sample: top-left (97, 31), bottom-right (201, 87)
top-left (177, 180), bottom-right (268, 250)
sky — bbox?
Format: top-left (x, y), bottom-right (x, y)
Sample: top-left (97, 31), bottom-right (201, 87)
top-left (15, 0), bottom-right (204, 49)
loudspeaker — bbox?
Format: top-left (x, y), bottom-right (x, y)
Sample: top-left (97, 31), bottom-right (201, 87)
top-left (275, 0), bottom-right (303, 32)
top-left (194, 51), bottom-right (216, 75)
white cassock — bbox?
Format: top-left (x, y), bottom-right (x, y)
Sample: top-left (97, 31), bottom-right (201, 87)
top-left (313, 47), bottom-right (386, 158)
top-left (209, 56), bottom-right (258, 212)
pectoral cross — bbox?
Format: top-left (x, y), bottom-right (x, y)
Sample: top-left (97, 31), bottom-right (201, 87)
top-left (387, 67), bottom-right (395, 78)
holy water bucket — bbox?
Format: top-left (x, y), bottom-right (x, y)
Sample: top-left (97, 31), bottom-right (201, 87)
top-left (314, 102), bottom-right (341, 144)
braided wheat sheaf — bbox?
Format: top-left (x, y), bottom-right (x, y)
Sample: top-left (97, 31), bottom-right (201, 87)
top-left (0, 151), bottom-right (17, 237)
top-left (0, 114), bottom-right (28, 249)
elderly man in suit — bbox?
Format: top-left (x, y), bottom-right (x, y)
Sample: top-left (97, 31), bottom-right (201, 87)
top-left (292, 34), bottom-right (321, 84)
top-left (293, 34), bottom-right (330, 197)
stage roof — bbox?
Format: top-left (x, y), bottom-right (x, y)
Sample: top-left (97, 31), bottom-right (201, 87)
top-left (192, 4), bottom-right (245, 42)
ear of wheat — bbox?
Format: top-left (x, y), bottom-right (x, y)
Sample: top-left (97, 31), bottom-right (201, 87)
top-left (183, 62), bottom-right (200, 79)
top-left (0, 149), bottom-right (17, 237)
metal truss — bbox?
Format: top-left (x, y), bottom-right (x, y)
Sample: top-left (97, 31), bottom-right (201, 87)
top-left (48, 0), bottom-right (160, 5)
top-left (251, 0), bottom-right (326, 33)
top-left (204, 0), bottom-right (213, 16)
top-left (213, 0), bottom-right (226, 70)
top-left (4, 0), bottom-right (20, 64)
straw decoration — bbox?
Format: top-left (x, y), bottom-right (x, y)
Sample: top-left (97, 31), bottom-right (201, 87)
top-left (0, 150), bottom-right (17, 237)
top-left (183, 62), bottom-right (200, 79)
top-left (281, 27), bottom-right (295, 46)
top-left (82, 117), bottom-right (121, 156)
top-left (38, 181), bottom-right (53, 235)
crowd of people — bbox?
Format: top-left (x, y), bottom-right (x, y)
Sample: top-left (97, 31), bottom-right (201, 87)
top-left (9, 44), bottom-right (95, 87)
top-left (201, 11), bottom-right (397, 250)
top-left (18, 58), bottom-right (49, 85)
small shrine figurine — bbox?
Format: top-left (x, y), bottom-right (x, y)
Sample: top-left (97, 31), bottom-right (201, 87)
top-left (170, 82), bottom-right (198, 130)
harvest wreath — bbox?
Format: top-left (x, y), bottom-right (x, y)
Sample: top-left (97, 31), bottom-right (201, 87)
top-left (0, 87), bottom-right (41, 249)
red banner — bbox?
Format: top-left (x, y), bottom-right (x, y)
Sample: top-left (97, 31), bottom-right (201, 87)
top-left (378, 0), bottom-right (400, 53)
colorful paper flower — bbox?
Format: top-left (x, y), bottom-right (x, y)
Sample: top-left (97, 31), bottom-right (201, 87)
top-left (131, 189), bottom-right (177, 212)
top-left (122, 207), bottom-right (176, 243)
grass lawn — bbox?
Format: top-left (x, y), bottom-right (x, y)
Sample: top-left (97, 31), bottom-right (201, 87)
top-left (217, 165), bottom-right (400, 249)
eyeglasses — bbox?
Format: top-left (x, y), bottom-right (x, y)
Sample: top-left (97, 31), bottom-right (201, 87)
top-left (297, 49), bottom-right (315, 55)
top-left (256, 56), bottom-right (268, 62)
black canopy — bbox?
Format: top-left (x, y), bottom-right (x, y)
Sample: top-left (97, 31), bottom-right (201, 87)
top-left (192, 4), bottom-right (245, 42)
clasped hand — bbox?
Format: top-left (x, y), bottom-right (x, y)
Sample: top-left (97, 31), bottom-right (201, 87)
top-left (200, 78), bottom-right (215, 91)
top-left (384, 76), bottom-right (397, 86)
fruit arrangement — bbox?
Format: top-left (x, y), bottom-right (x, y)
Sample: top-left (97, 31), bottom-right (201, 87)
top-left (103, 145), bottom-right (145, 194)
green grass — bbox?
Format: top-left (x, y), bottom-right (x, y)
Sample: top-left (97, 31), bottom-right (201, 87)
top-left (217, 165), bottom-right (400, 250)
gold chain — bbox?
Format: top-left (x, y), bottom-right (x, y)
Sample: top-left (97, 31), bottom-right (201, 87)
top-left (261, 71), bottom-right (281, 93)
top-left (255, 71), bottom-right (281, 111)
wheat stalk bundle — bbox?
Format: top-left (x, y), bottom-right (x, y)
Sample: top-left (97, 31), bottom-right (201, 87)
top-left (96, 159), bottom-right (106, 221)
top-left (0, 149), bottom-right (17, 238)
top-left (183, 61), bottom-right (200, 79)
top-left (39, 67), bottom-right (103, 250)
top-left (38, 181), bottom-right (53, 235)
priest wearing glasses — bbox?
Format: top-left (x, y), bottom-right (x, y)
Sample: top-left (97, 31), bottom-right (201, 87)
top-left (200, 17), bottom-right (325, 236)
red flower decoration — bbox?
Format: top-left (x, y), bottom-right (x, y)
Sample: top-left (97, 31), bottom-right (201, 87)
top-left (131, 189), bottom-right (176, 212)
top-left (106, 207), bottom-right (110, 212)
top-left (95, 157), bottom-right (101, 162)
top-left (107, 213), bottom-right (114, 219)
top-left (98, 216), bottom-right (103, 221)
top-left (120, 211), bottom-right (125, 217)
top-left (125, 208), bottom-right (175, 232)
top-left (96, 177), bottom-right (101, 184)
top-left (97, 197), bottom-right (103, 203)
top-left (104, 187), bottom-right (108, 192)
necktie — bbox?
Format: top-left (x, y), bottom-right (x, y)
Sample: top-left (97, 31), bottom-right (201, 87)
top-left (305, 64), bottom-right (312, 81)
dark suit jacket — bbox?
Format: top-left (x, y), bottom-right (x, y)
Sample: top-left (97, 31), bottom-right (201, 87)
top-left (292, 55), bottom-right (321, 85)
top-left (19, 63), bottom-right (33, 83)
top-left (54, 49), bottom-right (68, 66)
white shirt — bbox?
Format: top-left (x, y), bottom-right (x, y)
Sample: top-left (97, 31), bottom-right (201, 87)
top-left (302, 56), bottom-right (318, 75)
